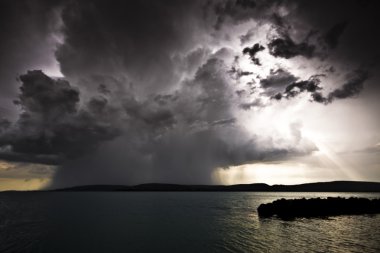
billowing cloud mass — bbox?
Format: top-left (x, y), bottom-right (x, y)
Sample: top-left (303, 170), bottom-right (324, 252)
top-left (0, 70), bottom-right (121, 160)
top-left (0, 0), bottom-right (380, 188)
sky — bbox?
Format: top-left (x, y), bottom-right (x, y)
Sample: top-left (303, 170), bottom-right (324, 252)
top-left (0, 0), bottom-right (379, 190)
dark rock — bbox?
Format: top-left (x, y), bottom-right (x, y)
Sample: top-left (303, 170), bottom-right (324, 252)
top-left (257, 197), bottom-right (380, 219)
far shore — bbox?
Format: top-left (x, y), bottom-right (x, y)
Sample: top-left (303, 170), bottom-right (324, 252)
top-left (2, 180), bottom-right (380, 193)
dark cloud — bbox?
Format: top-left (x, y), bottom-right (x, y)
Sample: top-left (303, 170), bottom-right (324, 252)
top-left (267, 36), bottom-right (316, 59)
top-left (272, 93), bottom-right (282, 100)
top-left (212, 0), bottom-right (276, 30)
top-left (327, 69), bottom-right (369, 102)
top-left (0, 70), bottom-right (122, 161)
top-left (213, 0), bottom-right (255, 30)
top-left (310, 92), bottom-right (326, 104)
top-left (284, 78), bottom-right (322, 97)
top-left (153, 94), bottom-right (179, 106)
top-left (260, 68), bottom-right (299, 97)
top-left (281, 0), bottom-right (380, 65)
top-left (272, 76), bottom-right (322, 100)
top-left (310, 69), bottom-right (369, 104)
top-left (323, 21), bottom-right (348, 49)
top-left (123, 98), bottom-right (176, 129)
top-left (236, 0), bottom-right (257, 9)
top-left (243, 43), bottom-right (265, 65)
top-left (0, 151), bottom-right (61, 166)
top-left (55, 0), bottom-right (210, 95)
top-left (265, 12), bottom-right (318, 59)
top-left (273, 69), bottom-right (370, 104)
top-left (260, 69), bottom-right (298, 88)
top-left (97, 84), bottom-right (111, 95)
top-left (15, 70), bottom-right (79, 115)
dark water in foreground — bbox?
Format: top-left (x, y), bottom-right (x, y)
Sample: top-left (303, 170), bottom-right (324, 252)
top-left (1, 192), bottom-right (380, 253)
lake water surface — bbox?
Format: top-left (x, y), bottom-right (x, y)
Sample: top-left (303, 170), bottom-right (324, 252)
top-left (1, 192), bottom-right (380, 252)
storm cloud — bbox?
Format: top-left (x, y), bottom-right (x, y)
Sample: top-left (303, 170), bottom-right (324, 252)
top-left (0, 0), bottom-right (380, 188)
top-left (0, 70), bottom-right (122, 163)
top-left (51, 55), bottom-right (313, 187)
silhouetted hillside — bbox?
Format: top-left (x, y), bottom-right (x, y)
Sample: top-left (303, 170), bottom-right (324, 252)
top-left (53, 181), bottom-right (380, 192)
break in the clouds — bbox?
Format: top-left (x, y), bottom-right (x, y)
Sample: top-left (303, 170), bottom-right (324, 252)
top-left (0, 0), bottom-right (380, 189)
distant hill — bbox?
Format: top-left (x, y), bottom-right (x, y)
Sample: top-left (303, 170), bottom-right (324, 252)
top-left (53, 181), bottom-right (380, 192)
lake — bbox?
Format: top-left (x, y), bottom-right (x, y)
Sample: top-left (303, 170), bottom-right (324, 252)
top-left (1, 192), bottom-right (380, 252)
